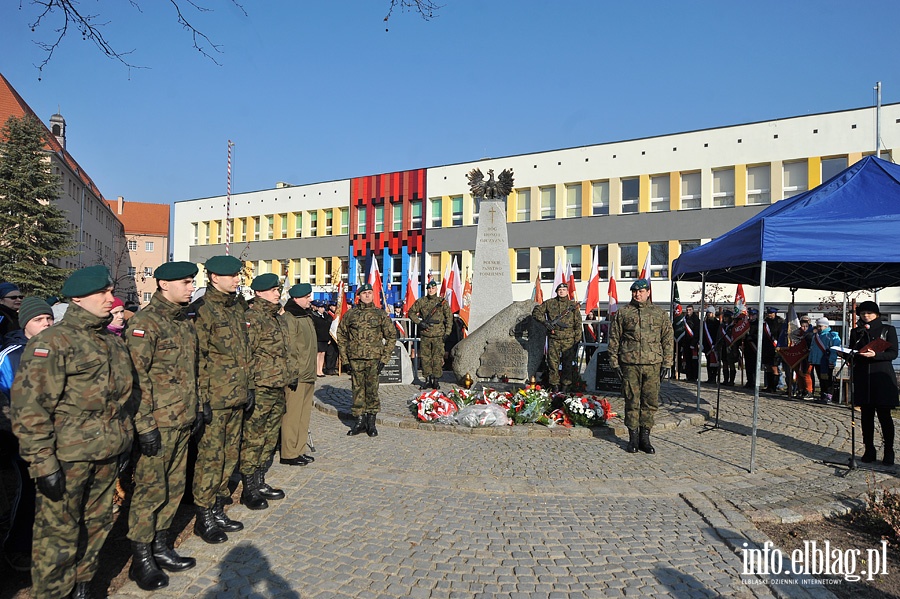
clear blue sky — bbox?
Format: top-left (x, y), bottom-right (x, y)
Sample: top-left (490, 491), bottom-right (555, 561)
top-left (2, 1), bottom-right (898, 204)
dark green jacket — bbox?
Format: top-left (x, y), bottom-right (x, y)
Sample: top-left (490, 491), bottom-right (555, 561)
top-left (282, 301), bottom-right (317, 383)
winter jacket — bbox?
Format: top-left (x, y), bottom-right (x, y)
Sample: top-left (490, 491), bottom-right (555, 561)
top-left (849, 319), bottom-right (899, 408)
top-left (809, 327), bottom-right (841, 369)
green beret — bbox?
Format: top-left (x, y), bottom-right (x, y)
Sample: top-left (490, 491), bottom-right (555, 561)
top-left (630, 279), bottom-right (650, 291)
top-left (358, 283), bottom-right (373, 293)
top-left (154, 261), bottom-right (198, 281)
top-left (251, 273), bottom-right (280, 291)
top-left (18, 297), bottom-right (53, 326)
top-left (204, 255), bottom-right (243, 276)
top-left (289, 283), bottom-right (312, 298)
top-left (61, 265), bottom-right (113, 298)
top-left (425, 280), bottom-right (438, 288)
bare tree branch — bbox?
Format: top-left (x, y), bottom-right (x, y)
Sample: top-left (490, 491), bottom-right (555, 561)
top-left (384, 0), bottom-right (442, 27)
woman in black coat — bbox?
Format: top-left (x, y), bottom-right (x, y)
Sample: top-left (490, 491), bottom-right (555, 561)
top-left (849, 301), bottom-right (899, 465)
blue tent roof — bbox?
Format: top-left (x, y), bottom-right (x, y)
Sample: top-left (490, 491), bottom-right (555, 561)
top-left (671, 156), bottom-right (900, 291)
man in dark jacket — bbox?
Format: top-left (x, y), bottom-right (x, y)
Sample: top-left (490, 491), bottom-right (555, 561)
top-left (761, 307), bottom-right (784, 392)
top-left (0, 282), bottom-right (23, 337)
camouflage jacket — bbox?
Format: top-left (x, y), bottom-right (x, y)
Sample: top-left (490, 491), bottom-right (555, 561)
top-left (11, 303), bottom-right (134, 478)
top-left (408, 295), bottom-right (452, 338)
top-left (532, 296), bottom-right (582, 340)
top-left (282, 302), bottom-right (317, 383)
top-left (188, 285), bottom-right (253, 410)
top-left (124, 291), bottom-right (198, 434)
top-left (336, 302), bottom-right (397, 363)
top-left (246, 298), bottom-right (292, 389)
top-left (608, 299), bottom-right (674, 368)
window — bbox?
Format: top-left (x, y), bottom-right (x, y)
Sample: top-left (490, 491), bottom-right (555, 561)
top-left (323, 258), bottom-right (332, 285)
top-left (713, 168), bottom-right (735, 207)
top-left (340, 209), bottom-right (349, 235)
top-left (680, 239), bottom-right (701, 255)
top-left (340, 258), bottom-right (349, 284)
top-left (374, 205), bottom-right (384, 233)
top-left (294, 213), bottom-right (302, 237)
top-left (143, 266), bottom-right (153, 277)
top-left (747, 165), bottom-right (771, 205)
top-left (650, 175), bottom-right (669, 212)
top-left (504, 191), bottom-right (525, 225)
top-left (429, 198), bottom-right (442, 228)
top-left (515, 249), bottom-right (530, 282)
top-left (539, 187), bottom-right (556, 220)
top-left (821, 156), bottom-right (847, 182)
top-left (591, 181), bottom-right (609, 216)
top-left (280, 214), bottom-right (288, 238)
top-left (472, 196), bottom-right (480, 225)
top-left (783, 160), bottom-right (808, 199)
top-left (680, 172), bottom-right (701, 210)
top-left (621, 178), bottom-right (639, 214)
top-left (145, 241), bottom-right (155, 252)
top-left (428, 253), bottom-right (441, 279)
top-left (143, 292), bottom-right (152, 303)
top-left (309, 212), bottom-right (318, 236)
top-left (596, 245), bottom-right (609, 280)
top-left (254, 218), bottom-right (260, 241)
top-left (565, 246), bottom-right (582, 280)
top-left (215, 222), bottom-right (222, 245)
top-left (325, 209), bottom-right (334, 235)
top-left (127, 266), bottom-right (136, 277)
top-left (620, 243), bottom-right (638, 278)
top-left (228, 219), bottom-right (235, 243)
top-left (391, 203), bottom-right (402, 231)
top-left (240, 218), bottom-right (247, 242)
top-left (267, 216), bottom-right (274, 240)
top-left (357, 206), bottom-right (366, 234)
top-left (410, 201), bottom-right (422, 229)
top-left (391, 255), bottom-right (403, 285)
top-left (539, 247), bottom-right (555, 281)
top-left (308, 259), bottom-right (316, 282)
top-left (127, 240), bottom-right (138, 251)
top-left (192, 224), bottom-right (198, 245)
top-left (565, 184), bottom-right (581, 218)
top-left (450, 196), bottom-right (463, 227)
top-left (649, 242), bottom-right (669, 278)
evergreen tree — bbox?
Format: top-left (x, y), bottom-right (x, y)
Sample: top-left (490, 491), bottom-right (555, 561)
top-left (0, 115), bottom-right (75, 296)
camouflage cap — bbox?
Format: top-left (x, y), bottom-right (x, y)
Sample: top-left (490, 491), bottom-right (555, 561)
top-left (204, 255), bottom-right (243, 276)
top-left (358, 283), bottom-right (374, 293)
top-left (61, 265), bottom-right (114, 298)
top-left (250, 273), bottom-right (280, 291)
top-left (288, 282), bottom-right (312, 298)
top-left (425, 280), bottom-right (438, 288)
top-left (154, 261), bottom-right (198, 281)
top-left (630, 279), bottom-right (650, 291)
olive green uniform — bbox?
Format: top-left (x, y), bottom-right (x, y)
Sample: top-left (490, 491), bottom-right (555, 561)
top-left (608, 299), bottom-right (674, 429)
top-left (241, 299), bottom-right (291, 474)
top-left (336, 303), bottom-right (397, 416)
top-left (281, 304), bottom-right (316, 459)
top-left (124, 291), bottom-right (199, 543)
top-left (188, 286), bottom-right (253, 509)
top-left (11, 303), bottom-right (134, 599)
top-left (408, 295), bottom-right (452, 379)
top-left (533, 296), bottom-right (582, 387)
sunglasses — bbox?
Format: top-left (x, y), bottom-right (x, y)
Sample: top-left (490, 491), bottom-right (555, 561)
top-left (3, 295), bottom-right (23, 300)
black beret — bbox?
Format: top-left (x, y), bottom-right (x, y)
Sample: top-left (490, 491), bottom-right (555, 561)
top-left (61, 265), bottom-right (113, 298)
top-left (204, 255), bottom-right (243, 276)
top-left (250, 273), bottom-right (280, 291)
top-left (154, 261), bottom-right (198, 281)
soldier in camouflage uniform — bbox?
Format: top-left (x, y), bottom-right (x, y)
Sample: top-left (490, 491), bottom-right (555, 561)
top-left (11, 266), bottom-right (134, 599)
top-left (239, 273), bottom-right (293, 509)
top-left (408, 280), bottom-right (451, 390)
top-left (533, 283), bottom-right (582, 391)
top-left (608, 279), bottom-right (674, 455)
top-left (336, 283), bottom-right (397, 437)
top-left (188, 255), bottom-right (254, 544)
top-left (124, 261), bottom-right (201, 591)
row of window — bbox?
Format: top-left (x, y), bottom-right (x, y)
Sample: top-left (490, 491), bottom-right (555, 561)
top-left (127, 240), bottom-right (156, 252)
top-left (127, 266), bottom-right (156, 278)
top-left (193, 208), bottom-right (350, 245)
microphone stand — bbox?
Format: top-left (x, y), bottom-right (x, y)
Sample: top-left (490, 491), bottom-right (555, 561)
top-left (699, 348), bottom-right (746, 436)
top-left (822, 349), bottom-right (858, 474)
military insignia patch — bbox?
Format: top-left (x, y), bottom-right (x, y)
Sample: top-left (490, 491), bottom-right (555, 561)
top-left (132, 329), bottom-right (145, 337)
top-left (33, 348), bottom-right (50, 357)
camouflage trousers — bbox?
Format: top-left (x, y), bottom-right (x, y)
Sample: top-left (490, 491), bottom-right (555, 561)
top-left (31, 456), bottom-right (119, 599)
top-left (621, 363), bottom-right (662, 430)
top-left (419, 335), bottom-right (444, 379)
top-left (192, 407), bottom-right (242, 509)
top-left (547, 337), bottom-right (578, 386)
top-left (281, 382), bottom-right (314, 460)
top-left (127, 426), bottom-right (191, 543)
top-left (349, 359), bottom-right (380, 416)
top-left (240, 387), bottom-right (286, 475)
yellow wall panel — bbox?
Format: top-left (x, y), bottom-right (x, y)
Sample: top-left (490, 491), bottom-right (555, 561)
top-left (807, 156), bottom-right (822, 189)
top-left (638, 174), bottom-right (650, 213)
top-left (669, 172), bottom-right (680, 211)
top-left (734, 164), bottom-right (747, 207)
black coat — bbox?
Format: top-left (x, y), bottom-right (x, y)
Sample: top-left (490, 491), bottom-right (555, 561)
top-left (849, 319), bottom-right (899, 408)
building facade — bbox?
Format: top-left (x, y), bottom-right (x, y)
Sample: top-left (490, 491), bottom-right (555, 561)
top-left (105, 196), bottom-right (170, 306)
top-left (173, 103), bottom-right (900, 316)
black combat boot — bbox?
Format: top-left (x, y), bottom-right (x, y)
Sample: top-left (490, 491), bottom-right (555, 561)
top-left (194, 507), bottom-right (227, 544)
top-left (213, 497), bottom-right (244, 531)
top-left (128, 541), bottom-right (169, 590)
top-left (152, 530), bottom-right (196, 571)
top-left (70, 582), bottom-right (90, 599)
top-left (347, 414), bottom-right (367, 436)
top-left (366, 413), bottom-right (379, 437)
top-left (432, 377), bottom-right (440, 390)
top-left (240, 473), bottom-right (269, 510)
top-left (256, 468), bottom-right (285, 500)
top-left (419, 378), bottom-right (431, 390)
top-left (626, 429), bottom-right (639, 453)
top-left (639, 427), bottom-right (656, 454)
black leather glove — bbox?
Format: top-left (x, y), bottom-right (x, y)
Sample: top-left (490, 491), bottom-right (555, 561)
top-left (245, 389), bottom-right (256, 413)
top-left (660, 367), bottom-right (671, 380)
top-left (117, 451), bottom-right (131, 475)
top-left (418, 322), bottom-right (430, 331)
top-left (202, 402), bottom-right (213, 424)
top-left (138, 428), bottom-right (162, 457)
top-left (288, 379), bottom-right (299, 392)
top-left (614, 367), bottom-right (624, 380)
top-left (36, 469), bottom-right (65, 502)
top-left (377, 361), bottom-right (385, 374)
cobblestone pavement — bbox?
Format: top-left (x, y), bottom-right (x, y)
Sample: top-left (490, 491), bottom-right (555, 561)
top-left (113, 373), bottom-right (900, 598)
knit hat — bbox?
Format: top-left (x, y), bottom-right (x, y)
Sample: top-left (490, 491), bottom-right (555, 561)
top-left (61, 265), bottom-right (113, 298)
top-left (816, 317), bottom-right (830, 327)
top-left (0, 282), bottom-right (20, 298)
top-left (856, 300), bottom-right (880, 316)
top-left (111, 297), bottom-right (125, 311)
top-left (289, 283), bottom-right (312, 298)
top-left (706, 306), bottom-right (715, 314)
top-left (17, 297), bottom-right (53, 327)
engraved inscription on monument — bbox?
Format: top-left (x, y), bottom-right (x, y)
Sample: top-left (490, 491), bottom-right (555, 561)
top-left (477, 339), bottom-right (528, 380)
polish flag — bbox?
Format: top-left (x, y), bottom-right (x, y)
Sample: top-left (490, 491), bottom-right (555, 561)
top-left (565, 260), bottom-right (576, 300)
top-left (459, 276), bottom-right (472, 333)
top-left (584, 246), bottom-right (600, 316)
top-left (329, 284), bottom-right (349, 341)
top-left (608, 261), bottom-right (619, 316)
top-left (639, 251), bottom-right (652, 300)
top-left (553, 256), bottom-right (565, 291)
top-left (404, 254), bottom-right (420, 315)
top-left (368, 258), bottom-right (386, 310)
top-left (444, 257), bottom-right (463, 313)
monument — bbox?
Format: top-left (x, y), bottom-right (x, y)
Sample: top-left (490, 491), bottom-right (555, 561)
top-left (378, 341), bottom-right (415, 385)
top-left (466, 168), bottom-right (515, 333)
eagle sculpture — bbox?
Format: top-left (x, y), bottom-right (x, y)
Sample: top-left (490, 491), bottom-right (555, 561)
top-left (466, 167), bottom-right (515, 199)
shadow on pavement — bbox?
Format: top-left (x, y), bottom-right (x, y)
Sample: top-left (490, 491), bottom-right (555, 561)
top-left (200, 544), bottom-right (299, 599)
top-left (653, 565), bottom-right (723, 598)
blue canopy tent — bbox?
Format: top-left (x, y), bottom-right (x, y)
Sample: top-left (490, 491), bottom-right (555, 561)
top-left (671, 156), bottom-right (900, 471)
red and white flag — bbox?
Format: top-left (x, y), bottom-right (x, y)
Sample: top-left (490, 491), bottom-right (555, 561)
top-left (329, 284), bottom-right (349, 340)
top-left (734, 283), bottom-right (747, 315)
top-left (368, 258), bottom-right (386, 310)
top-left (445, 257), bottom-right (463, 313)
top-left (584, 246), bottom-right (600, 316)
top-left (565, 260), bottom-right (576, 300)
top-left (639, 251), bottom-right (652, 299)
top-left (404, 254), bottom-right (420, 315)
top-left (553, 257), bottom-right (565, 291)
top-left (608, 261), bottom-right (619, 316)
top-left (459, 276), bottom-right (472, 333)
